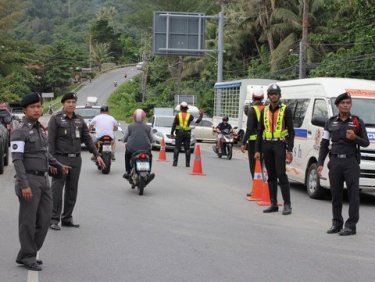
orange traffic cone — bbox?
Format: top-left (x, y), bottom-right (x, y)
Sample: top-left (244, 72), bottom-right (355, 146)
top-left (157, 138), bottom-right (168, 161)
top-left (246, 159), bottom-right (263, 201)
top-left (257, 179), bottom-right (271, 206)
top-left (190, 145), bottom-right (206, 176)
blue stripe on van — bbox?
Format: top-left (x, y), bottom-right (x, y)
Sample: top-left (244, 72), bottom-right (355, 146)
top-left (368, 132), bottom-right (375, 142)
top-left (294, 128), bottom-right (308, 139)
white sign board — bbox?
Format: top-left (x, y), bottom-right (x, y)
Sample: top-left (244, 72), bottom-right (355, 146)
top-left (42, 92), bottom-right (54, 98)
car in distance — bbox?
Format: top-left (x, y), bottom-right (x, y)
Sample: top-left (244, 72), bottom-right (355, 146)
top-left (149, 115), bottom-right (196, 153)
top-left (193, 118), bottom-right (216, 142)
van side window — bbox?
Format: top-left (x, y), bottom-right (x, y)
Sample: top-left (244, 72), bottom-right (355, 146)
top-left (283, 99), bottom-right (309, 128)
top-left (312, 99), bottom-right (328, 121)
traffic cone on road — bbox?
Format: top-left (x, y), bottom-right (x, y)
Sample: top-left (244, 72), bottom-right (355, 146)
top-left (257, 179), bottom-right (271, 206)
top-left (157, 138), bottom-right (168, 161)
top-left (246, 159), bottom-right (263, 201)
top-left (190, 145), bottom-right (206, 176)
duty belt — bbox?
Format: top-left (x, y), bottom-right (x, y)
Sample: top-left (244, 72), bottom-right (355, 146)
top-left (331, 153), bottom-right (355, 159)
top-left (57, 153), bottom-right (81, 157)
top-left (26, 170), bottom-right (47, 176)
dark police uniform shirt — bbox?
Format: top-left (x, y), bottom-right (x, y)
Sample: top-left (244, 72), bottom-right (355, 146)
top-left (48, 110), bottom-right (98, 156)
top-left (11, 118), bottom-right (62, 188)
top-left (318, 114), bottom-right (369, 166)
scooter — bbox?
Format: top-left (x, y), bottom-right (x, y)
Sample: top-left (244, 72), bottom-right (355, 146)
top-left (128, 150), bottom-right (153, 195)
top-left (213, 130), bottom-right (234, 160)
top-left (95, 135), bottom-right (112, 174)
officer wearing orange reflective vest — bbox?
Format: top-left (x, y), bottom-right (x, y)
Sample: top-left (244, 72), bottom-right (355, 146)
top-left (317, 92), bottom-right (369, 236)
top-left (241, 88), bottom-right (265, 197)
top-left (254, 84), bottom-right (295, 215)
top-left (171, 102), bottom-right (203, 167)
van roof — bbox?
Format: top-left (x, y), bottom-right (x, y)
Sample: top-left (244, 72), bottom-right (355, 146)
top-left (275, 77), bottom-right (375, 98)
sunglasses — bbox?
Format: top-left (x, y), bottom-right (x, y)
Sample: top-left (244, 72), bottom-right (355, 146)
top-left (268, 92), bottom-right (280, 96)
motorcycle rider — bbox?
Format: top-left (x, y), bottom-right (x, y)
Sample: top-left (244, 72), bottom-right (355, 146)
top-left (215, 116), bottom-right (233, 154)
top-left (89, 105), bottom-right (118, 160)
top-left (113, 80), bottom-right (118, 87)
top-left (123, 109), bottom-right (155, 183)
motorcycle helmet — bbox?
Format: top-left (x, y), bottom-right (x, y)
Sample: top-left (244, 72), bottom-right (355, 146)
top-left (133, 109), bottom-right (146, 122)
top-left (222, 116), bottom-right (229, 122)
top-left (180, 101), bottom-right (189, 110)
top-left (267, 84), bottom-right (281, 96)
top-left (100, 105), bottom-right (109, 113)
top-left (252, 88), bottom-right (264, 100)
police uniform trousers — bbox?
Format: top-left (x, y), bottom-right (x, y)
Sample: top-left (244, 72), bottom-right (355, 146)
top-left (262, 140), bottom-right (291, 206)
top-left (328, 156), bottom-right (360, 229)
top-left (51, 155), bottom-right (82, 224)
top-left (16, 174), bottom-right (52, 264)
top-left (247, 141), bottom-right (257, 178)
top-left (173, 129), bottom-right (191, 166)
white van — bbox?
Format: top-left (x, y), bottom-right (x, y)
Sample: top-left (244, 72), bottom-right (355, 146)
top-left (275, 77), bottom-right (375, 198)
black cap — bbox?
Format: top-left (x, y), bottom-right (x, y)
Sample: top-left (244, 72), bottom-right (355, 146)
top-left (20, 93), bottom-right (42, 108)
top-left (334, 92), bottom-right (351, 105)
top-left (61, 92), bottom-right (77, 103)
top-left (100, 105), bottom-right (109, 112)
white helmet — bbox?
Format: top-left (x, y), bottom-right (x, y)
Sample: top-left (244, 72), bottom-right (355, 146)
top-left (180, 101), bottom-right (189, 109)
top-left (252, 88), bottom-right (264, 100)
top-left (133, 109), bottom-right (146, 122)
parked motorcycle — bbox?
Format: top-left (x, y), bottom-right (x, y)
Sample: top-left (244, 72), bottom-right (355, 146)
top-left (128, 150), bottom-right (153, 195)
top-left (213, 129), bottom-right (234, 160)
top-left (95, 135), bottom-right (112, 174)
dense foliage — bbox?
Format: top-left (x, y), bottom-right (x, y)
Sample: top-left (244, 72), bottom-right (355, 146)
top-left (1, 0), bottom-right (375, 118)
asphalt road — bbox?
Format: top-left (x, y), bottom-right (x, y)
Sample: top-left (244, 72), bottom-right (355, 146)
top-left (1, 69), bottom-right (375, 282)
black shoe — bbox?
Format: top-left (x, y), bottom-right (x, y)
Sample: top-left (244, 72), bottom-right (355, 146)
top-left (123, 173), bottom-right (130, 179)
top-left (17, 259), bottom-right (43, 265)
top-left (282, 204), bottom-right (292, 215)
top-left (326, 225), bottom-right (342, 234)
top-left (263, 205), bottom-right (279, 213)
top-left (339, 227), bottom-right (356, 236)
top-left (147, 173), bottom-right (155, 184)
top-left (246, 193), bottom-right (252, 197)
top-left (50, 223), bottom-right (61, 231)
top-left (172, 163), bottom-right (177, 167)
top-left (23, 262), bottom-right (42, 271)
top-left (61, 221), bottom-right (80, 228)
top-left (186, 164), bottom-right (190, 167)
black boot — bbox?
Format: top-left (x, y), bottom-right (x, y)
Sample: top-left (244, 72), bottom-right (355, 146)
top-left (263, 205), bottom-right (279, 213)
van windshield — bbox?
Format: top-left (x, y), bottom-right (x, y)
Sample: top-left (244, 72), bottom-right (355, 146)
top-left (331, 98), bottom-right (375, 126)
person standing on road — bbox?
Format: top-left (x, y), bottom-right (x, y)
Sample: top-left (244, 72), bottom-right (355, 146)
top-left (171, 102), bottom-right (203, 167)
top-left (254, 84), bottom-right (295, 215)
top-left (11, 93), bottom-right (70, 271)
top-left (89, 105), bottom-right (118, 160)
top-left (317, 92), bottom-right (369, 236)
top-left (241, 88), bottom-right (265, 196)
top-left (48, 92), bottom-right (105, 231)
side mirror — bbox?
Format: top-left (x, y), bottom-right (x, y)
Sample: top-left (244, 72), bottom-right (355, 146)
top-left (311, 116), bottom-right (327, 127)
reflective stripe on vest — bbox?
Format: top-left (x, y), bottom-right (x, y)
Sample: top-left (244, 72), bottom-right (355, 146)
top-left (263, 104), bottom-right (288, 139)
top-left (249, 105), bottom-right (264, 141)
top-left (176, 112), bottom-right (191, 130)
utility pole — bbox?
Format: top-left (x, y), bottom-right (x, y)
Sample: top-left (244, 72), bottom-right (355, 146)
top-left (217, 2), bottom-right (224, 82)
top-left (299, 0), bottom-right (309, 79)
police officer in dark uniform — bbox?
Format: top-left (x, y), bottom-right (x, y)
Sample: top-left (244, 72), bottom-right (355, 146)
top-left (171, 102), bottom-right (203, 167)
top-left (11, 93), bottom-right (69, 271)
top-left (48, 92), bottom-right (105, 230)
top-left (317, 92), bottom-right (369, 236)
top-left (241, 88), bottom-right (265, 196)
top-left (255, 84), bottom-right (295, 215)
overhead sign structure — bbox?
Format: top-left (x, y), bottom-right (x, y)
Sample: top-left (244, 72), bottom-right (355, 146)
top-left (41, 93), bottom-right (54, 98)
top-left (153, 12), bottom-right (208, 56)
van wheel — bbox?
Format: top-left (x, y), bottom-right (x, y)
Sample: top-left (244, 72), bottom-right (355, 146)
top-left (306, 163), bottom-right (324, 199)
